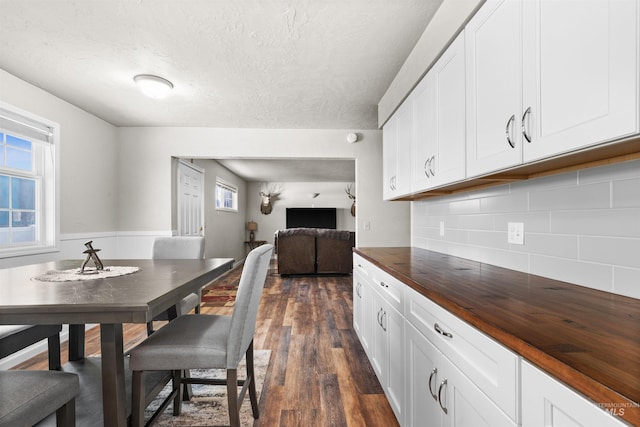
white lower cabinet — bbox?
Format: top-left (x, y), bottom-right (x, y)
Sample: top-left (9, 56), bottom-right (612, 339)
top-left (355, 255), bottom-right (631, 427)
top-left (405, 318), bottom-right (516, 427)
top-left (521, 361), bottom-right (629, 427)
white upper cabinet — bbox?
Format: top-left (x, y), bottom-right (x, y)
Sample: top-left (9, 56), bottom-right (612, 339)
top-left (521, 0), bottom-right (639, 162)
top-left (412, 31), bottom-right (466, 193)
top-left (383, 99), bottom-right (413, 200)
top-left (465, 0), bottom-right (523, 177)
top-left (382, 115), bottom-right (398, 200)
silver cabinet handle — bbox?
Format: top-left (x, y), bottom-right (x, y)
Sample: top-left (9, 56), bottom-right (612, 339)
top-left (428, 368), bottom-right (438, 400)
top-left (505, 114), bottom-right (516, 148)
top-left (429, 155), bottom-right (436, 176)
top-left (434, 323), bottom-right (453, 339)
top-left (438, 379), bottom-right (448, 414)
top-left (424, 158), bottom-right (430, 178)
top-left (381, 310), bottom-right (387, 332)
top-left (356, 282), bottom-right (361, 298)
top-left (522, 106), bottom-right (532, 143)
top-left (377, 307), bottom-right (383, 327)
top-left (380, 281), bottom-right (389, 289)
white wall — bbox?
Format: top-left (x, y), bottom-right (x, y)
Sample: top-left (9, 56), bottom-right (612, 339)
top-left (0, 69), bottom-right (119, 268)
top-left (116, 127), bottom-right (410, 249)
top-left (412, 159), bottom-right (640, 299)
top-left (246, 181), bottom-right (356, 245)
top-left (192, 159), bottom-right (248, 262)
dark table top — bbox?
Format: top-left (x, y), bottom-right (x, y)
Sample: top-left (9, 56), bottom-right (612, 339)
top-left (355, 247), bottom-right (640, 426)
top-left (0, 258), bottom-right (234, 325)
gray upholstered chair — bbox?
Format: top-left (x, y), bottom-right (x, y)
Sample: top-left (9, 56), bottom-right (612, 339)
top-left (0, 370), bottom-right (79, 426)
top-left (148, 236), bottom-right (206, 335)
top-left (129, 244), bottom-right (274, 427)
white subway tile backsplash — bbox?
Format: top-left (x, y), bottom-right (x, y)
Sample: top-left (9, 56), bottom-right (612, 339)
top-left (530, 255), bottom-right (613, 293)
top-left (412, 161), bottom-right (639, 299)
top-left (551, 209), bottom-right (640, 237)
top-left (468, 230), bottom-right (509, 250)
top-left (479, 192), bottom-right (528, 213)
top-left (513, 233), bottom-right (579, 259)
top-left (613, 267), bottom-right (640, 299)
top-left (456, 214), bottom-right (494, 231)
top-left (529, 182), bottom-right (610, 211)
top-left (612, 178), bottom-right (640, 208)
top-left (494, 212), bottom-right (550, 233)
top-left (580, 236), bottom-right (640, 268)
top-left (478, 247), bottom-right (529, 272)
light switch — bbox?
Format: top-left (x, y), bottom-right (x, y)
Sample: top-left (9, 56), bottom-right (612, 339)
top-left (508, 222), bottom-right (524, 245)
top-left (364, 221), bottom-right (371, 231)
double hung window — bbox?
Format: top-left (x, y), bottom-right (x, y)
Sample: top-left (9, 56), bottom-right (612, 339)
top-left (0, 104), bottom-right (57, 257)
top-left (215, 179), bottom-right (238, 212)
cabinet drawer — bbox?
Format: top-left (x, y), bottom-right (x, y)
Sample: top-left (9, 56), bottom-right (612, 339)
top-left (354, 254), bottom-right (404, 313)
top-left (368, 263), bottom-right (404, 314)
top-left (405, 285), bottom-right (519, 421)
top-left (353, 253), bottom-right (371, 278)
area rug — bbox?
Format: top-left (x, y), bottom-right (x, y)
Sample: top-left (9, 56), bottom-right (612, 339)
top-left (150, 349), bottom-right (270, 426)
top-left (201, 264), bottom-right (243, 307)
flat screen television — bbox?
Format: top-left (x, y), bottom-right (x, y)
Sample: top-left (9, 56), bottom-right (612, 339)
top-left (286, 208), bottom-right (337, 229)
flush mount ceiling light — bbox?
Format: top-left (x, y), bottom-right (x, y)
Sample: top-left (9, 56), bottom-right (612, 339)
top-left (133, 74), bottom-right (173, 99)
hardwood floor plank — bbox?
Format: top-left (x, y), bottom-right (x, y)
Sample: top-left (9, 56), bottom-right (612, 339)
top-left (332, 348), bottom-right (369, 427)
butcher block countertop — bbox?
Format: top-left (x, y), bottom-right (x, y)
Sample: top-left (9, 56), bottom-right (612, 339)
top-left (354, 247), bottom-right (640, 425)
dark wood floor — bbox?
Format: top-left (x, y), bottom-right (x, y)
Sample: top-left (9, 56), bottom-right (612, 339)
top-left (15, 265), bottom-right (399, 427)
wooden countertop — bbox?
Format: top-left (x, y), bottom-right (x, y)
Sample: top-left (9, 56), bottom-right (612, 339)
top-left (354, 247), bottom-right (640, 426)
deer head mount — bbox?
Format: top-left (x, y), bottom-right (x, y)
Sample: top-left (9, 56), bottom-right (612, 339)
top-left (259, 183), bottom-right (282, 215)
top-left (346, 184), bottom-right (356, 217)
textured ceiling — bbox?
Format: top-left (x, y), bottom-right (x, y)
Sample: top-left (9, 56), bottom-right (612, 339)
top-left (0, 0), bottom-right (443, 130)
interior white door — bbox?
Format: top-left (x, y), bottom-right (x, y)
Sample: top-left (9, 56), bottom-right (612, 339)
top-left (177, 160), bottom-right (204, 237)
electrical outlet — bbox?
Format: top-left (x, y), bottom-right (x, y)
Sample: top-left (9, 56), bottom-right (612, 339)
top-left (439, 221), bottom-right (445, 236)
top-left (508, 222), bottom-right (524, 245)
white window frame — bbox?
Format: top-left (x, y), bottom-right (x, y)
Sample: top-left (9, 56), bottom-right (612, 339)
top-left (215, 178), bottom-right (238, 212)
top-left (0, 102), bottom-right (59, 258)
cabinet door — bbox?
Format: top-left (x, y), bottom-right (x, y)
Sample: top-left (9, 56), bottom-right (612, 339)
top-left (382, 115), bottom-right (398, 200)
top-left (522, 0), bottom-right (639, 162)
top-left (384, 303), bottom-right (405, 423)
top-left (395, 99), bottom-right (413, 197)
top-left (370, 290), bottom-right (387, 381)
top-left (412, 72), bottom-right (438, 192)
top-left (353, 271), bottom-right (364, 341)
top-left (521, 361), bottom-right (629, 427)
top-left (440, 356), bottom-right (516, 427)
top-left (405, 323), bottom-right (443, 427)
top-left (432, 31), bottom-right (466, 188)
top-left (466, 0), bottom-right (523, 177)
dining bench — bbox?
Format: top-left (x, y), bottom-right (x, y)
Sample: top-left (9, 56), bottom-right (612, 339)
top-left (0, 324), bottom-right (63, 370)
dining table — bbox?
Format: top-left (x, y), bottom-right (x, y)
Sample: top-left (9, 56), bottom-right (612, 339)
top-left (0, 257), bottom-right (234, 427)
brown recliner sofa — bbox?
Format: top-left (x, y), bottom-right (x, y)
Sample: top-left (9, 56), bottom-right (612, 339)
top-left (275, 228), bottom-right (355, 275)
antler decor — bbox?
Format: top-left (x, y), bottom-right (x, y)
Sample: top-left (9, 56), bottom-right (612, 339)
top-left (259, 183), bottom-right (282, 215)
top-left (345, 184), bottom-right (356, 217)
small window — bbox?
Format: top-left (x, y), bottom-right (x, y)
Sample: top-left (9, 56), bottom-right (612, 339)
top-left (215, 179), bottom-right (238, 212)
top-left (0, 104), bottom-right (57, 257)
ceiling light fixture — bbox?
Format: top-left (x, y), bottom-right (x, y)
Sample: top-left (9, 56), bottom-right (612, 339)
top-left (133, 74), bottom-right (174, 99)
